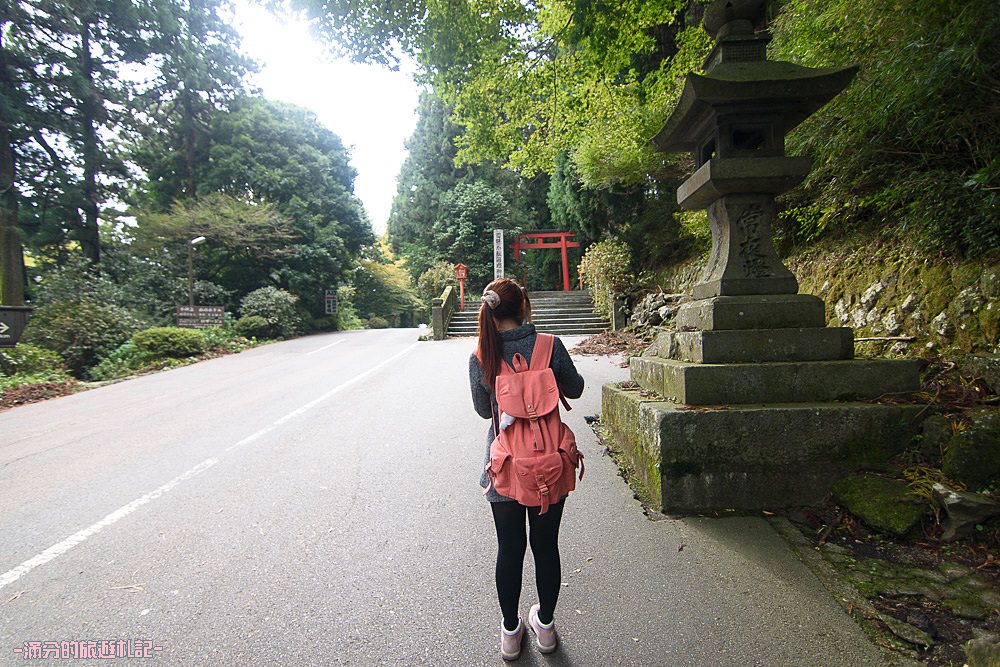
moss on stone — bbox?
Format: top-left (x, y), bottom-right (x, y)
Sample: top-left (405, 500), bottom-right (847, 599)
top-left (979, 305), bottom-right (999, 345)
top-left (601, 383), bottom-right (663, 508)
top-left (839, 555), bottom-right (1000, 621)
top-left (942, 408), bottom-right (1000, 492)
top-left (952, 263), bottom-right (981, 288)
top-left (832, 473), bottom-right (929, 537)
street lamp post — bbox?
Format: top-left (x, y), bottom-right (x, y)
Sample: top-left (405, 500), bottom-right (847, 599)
top-left (188, 236), bottom-right (206, 307)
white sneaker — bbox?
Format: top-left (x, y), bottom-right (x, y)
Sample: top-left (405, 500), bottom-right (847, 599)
top-left (500, 617), bottom-right (525, 661)
top-left (528, 604), bottom-right (557, 653)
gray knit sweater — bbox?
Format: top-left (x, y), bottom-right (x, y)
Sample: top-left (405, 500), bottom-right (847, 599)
top-left (468, 322), bottom-right (585, 502)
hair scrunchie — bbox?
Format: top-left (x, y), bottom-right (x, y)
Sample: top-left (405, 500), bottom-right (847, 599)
top-left (481, 290), bottom-right (501, 309)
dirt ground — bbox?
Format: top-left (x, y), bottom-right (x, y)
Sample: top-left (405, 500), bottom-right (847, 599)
top-left (0, 381), bottom-right (78, 412)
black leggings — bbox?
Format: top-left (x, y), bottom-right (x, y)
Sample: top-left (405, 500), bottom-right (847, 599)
top-left (490, 499), bottom-right (565, 630)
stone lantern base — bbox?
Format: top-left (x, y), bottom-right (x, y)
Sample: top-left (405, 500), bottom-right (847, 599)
top-left (602, 295), bottom-right (925, 513)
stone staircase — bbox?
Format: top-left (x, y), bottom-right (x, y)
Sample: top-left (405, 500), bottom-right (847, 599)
top-left (446, 290), bottom-right (610, 337)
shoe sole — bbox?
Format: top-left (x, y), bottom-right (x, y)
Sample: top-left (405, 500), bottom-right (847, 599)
top-left (501, 641), bottom-right (522, 661)
top-left (534, 638), bottom-right (557, 654)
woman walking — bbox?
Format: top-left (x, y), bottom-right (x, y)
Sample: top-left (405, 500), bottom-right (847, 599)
top-left (468, 278), bottom-right (585, 660)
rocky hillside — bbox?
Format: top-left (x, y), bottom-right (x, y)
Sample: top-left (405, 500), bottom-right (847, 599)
top-left (640, 236), bottom-right (998, 359)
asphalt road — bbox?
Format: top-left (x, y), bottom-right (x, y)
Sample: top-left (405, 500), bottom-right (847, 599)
top-left (1, 328), bottom-right (900, 666)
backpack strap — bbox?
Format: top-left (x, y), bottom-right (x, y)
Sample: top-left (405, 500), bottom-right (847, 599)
top-left (531, 333), bottom-right (573, 412)
top-left (529, 333), bottom-right (555, 371)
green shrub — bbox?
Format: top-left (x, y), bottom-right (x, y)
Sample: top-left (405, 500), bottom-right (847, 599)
top-left (132, 327), bottom-right (206, 359)
top-left (578, 240), bottom-right (633, 320)
top-left (239, 287), bottom-right (306, 339)
top-left (88, 341), bottom-right (147, 381)
top-left (0, 344), bottom-right (66, 375)
top-left (199, 327), bottom-right (255, 353)
top-left (335, 286), bottom-right (364, 330)
top-left (234, 315), bottom-right (273, 339)
top-left (23, 299), bottom-right (146, 376)
top-left (310, 315), bottom-right (339, 332)
top-left (366, 315), bottom-right (390, 329)
top-left (417, 262), bottom-right (456, 302)
top-left (0, 370), bottom-right (73, 393)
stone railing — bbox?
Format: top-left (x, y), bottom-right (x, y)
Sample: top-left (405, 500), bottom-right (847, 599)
top-left (431, 285), bottom-right (457, 341)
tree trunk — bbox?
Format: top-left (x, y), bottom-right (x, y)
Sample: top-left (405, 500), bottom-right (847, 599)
top-left (78, 17), bottom-right (101, 267)
top-left (0, 33), bottom-right (25, 306)
top-left (182, 89), bottom-right (196, 197)
top-left (0, 128), bottom-right (24, 307)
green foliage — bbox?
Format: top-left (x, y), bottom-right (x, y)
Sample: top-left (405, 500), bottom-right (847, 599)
top-left (22, 259), bottom-right (147, 376)
top-left (9, 0), bottom-right (162, 268)
top-left (365, 315), bottom-right (390, 329)
top-left (198, 327), bottom-right (255, 353)
top-left (239, 287), bottom-right (306, 339)
top-left (98, 225), bottom-right (235, 325)
top-left (387, 92), bottom-right (463, 256)
top-left (0, 370), bottom-right (73, 392)
top-left (87, 341), bottom-right (146, 382)
top-left (770, 0), bottom-right (1000, 255)
top-left (0, 344), bottom-right (66, 376)
top-left (351, 260), bottom-right (423, 324)
top-left (23, 299), bottom-right (145, 377)
top-left (131, 327), bottom-right (206, 359)
top-left (333, 285), bottom-right (364, 330)
top-left (387, 90), bottom-right (552, 287)
top-left (131, 194), bottom-right (295, 259)
top-left (133, 96), bottom-right (373, 316)
top-left (309, 315), bottom-right (338, 332)
top-left (777, 204), bottom-right (826, 244)
top-left (578, 240), bottom-right (633, 319)
top-left (88, 327), bottom-right (254, 381)
top-left (675, 209), bottom-right (711, 248)
top-left (234, 315), bottom-right (274, 340)
top-left (417, 261), bottom-right (457, 303)
top-left (131, 0), bottom-right (255, 208)
top-left (0, 342), bottom-right (71, 395)
top-left (433, 181), bottom-right (510, 291)
top-left (289, 0), bottom-right (708, 185)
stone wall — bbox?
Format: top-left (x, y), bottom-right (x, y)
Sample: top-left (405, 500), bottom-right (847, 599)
top-left (645, 239), bottom-right (999, 358)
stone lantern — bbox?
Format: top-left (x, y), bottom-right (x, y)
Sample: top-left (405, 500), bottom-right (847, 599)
top-left (654, 0), bottom-right (857, 310)
top-left (601, 0), bottom-right (924, 513)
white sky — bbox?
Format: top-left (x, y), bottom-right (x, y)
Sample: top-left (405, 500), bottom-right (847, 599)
top-left (231, 2), bottom-right (422, 235)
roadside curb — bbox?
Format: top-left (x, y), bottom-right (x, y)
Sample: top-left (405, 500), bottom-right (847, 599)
top-left (769, 516), bottom-right (924, 667)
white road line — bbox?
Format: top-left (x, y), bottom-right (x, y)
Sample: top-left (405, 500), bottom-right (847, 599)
top-left (306, 339), bottom-right (345, 355)
top-left (233, 340), bottom-right (422, 440)
top-left (0, 458), bottom-right (219, 591)
top-left (0, 340), bottom-right (422, 592)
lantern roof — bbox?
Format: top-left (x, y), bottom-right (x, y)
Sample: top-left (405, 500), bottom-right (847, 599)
top-left (652, 61), bottom-right (858, 154)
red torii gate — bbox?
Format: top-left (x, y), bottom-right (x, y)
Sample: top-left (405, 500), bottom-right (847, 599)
top-left (512, 231), bottom-right (581, 292)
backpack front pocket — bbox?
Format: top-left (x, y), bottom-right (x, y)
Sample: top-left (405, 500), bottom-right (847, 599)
top-left (511, 451), bottom-right (564, 512)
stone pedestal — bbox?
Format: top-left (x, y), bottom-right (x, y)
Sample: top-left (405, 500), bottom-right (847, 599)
top-left (603, 299), bottom-right (923, 512)
top-left (603, 383), bottom-right (924, 513)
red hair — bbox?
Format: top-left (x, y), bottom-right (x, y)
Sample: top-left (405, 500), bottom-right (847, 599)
top-left (475, 278), bottom-right (531, 390)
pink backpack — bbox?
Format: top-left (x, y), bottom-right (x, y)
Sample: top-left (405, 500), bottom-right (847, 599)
top-left (484, 333), bottom-right (584, 514)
